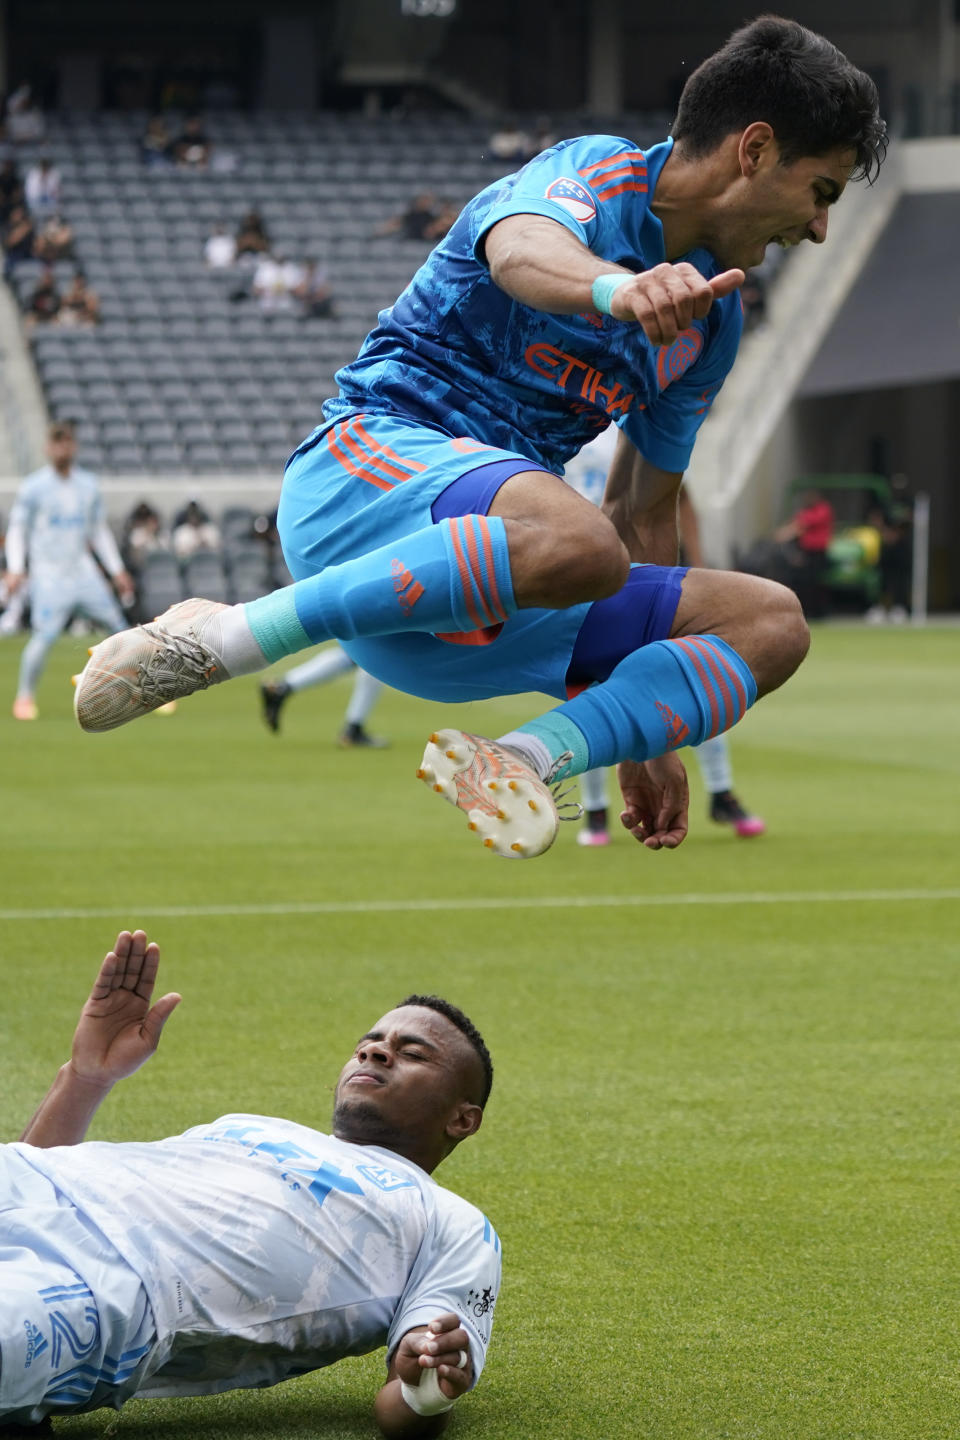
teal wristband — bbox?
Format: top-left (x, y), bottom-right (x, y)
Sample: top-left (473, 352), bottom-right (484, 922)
top-left (591, 272), bottom-right (633, 316)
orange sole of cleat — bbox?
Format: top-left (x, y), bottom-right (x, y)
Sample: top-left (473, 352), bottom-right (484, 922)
top-left (417, 728), bottom-right (559, 859)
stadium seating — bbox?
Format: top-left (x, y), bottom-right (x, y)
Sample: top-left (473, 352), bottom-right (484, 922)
top-left (10, 109), bottom-right (670, 476)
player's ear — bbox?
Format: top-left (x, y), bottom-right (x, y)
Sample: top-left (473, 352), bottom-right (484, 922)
top-left (738, 122), bottom-right (776, 176)
top-left (446, 1102), bottom-right (483, 1145)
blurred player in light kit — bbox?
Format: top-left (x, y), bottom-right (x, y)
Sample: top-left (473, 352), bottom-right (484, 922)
top-left (5, 420), bottom-right (133, 720)
top-left (75, 18), bottom-right (885, 860)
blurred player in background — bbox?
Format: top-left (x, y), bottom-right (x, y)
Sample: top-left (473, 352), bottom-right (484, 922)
top-left (564, 426), bottom-right (764, 846)
top-left (75, 18), bottom-right (884, 859)
top-left (4, 420), bottom-right (133, 720)
top-left (3, 931), bottom-right (498, 1436)
top-left (260, 646), bottom-right (388, 746)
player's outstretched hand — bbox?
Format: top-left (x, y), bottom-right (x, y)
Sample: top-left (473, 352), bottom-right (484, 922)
top-left (395, 1315), bottom-right (473, 1400)
top-left (609, 262), bottom-right (744, 346)
top-left (70, 930), bottom-right (181, 1090)
top-left (618, 753), bottom-right (690, 849)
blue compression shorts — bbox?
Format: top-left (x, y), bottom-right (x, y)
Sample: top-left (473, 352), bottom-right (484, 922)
top-left (279, 412), bottom-right (686, 702)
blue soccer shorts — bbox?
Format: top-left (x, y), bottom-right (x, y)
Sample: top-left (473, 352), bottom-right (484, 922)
top-left (278, 412), bottom-right (686, 702)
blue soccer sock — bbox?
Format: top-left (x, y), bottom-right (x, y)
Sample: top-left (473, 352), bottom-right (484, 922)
top-left (244, 514), bottom-right (515, 665)
top-left (503, 634), bottom-right (758, 780)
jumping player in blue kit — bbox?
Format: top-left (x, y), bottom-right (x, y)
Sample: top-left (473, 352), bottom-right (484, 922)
top-left (74, 18), bottom-right (886, 858)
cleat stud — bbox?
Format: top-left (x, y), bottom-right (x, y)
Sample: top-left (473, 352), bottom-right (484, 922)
top-left (71, 674), bottom-right (78, 687)
top-left (468, 822), bottom-right (477, 831)
top-left (433, 783), bottom-right (444, 793)
top-left (416, 767), bottom-right (426, 779)
top-left (510, 842), bottom-right (524, 853)
top-left (428, 732), bottom-right (439, 743)
top-left (528, 800), bottom-right (538, 811)
top-left (445, 749), bottom-right (459, 760)
top-left (496, 809), bottom-right (507, 820)
top-left (508, 780), bottom-right (518, 791)
top-left (488, 781), bottom-right (498, 792)
top-left (483, 838), bottom-right (495, 848)
top-left (87, 647), bottom-right (94, 656)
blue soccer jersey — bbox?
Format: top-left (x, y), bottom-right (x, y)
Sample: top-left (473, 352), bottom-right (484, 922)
top-left (327, 136), bottom-right (742, 474)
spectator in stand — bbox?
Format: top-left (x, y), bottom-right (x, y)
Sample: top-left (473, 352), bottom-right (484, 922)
top-left (58, 271), bottom-right (100, 327)
top-left (24, 264), bottom-right (60, 326)
top-left (173, 114), bottom-right (211, 169)
top-left (0, 158), bottom-right (23, 222)
top-left (171, 500), bottom-right (220, 560)
top-left (204, 222), bottom-right (236, 269)
top-left (253, 251), bottom-right (303, 314)
top-left (423, 200), bottom-right (458, 242)
top-left (123, 501), bottom-right (170, 572)
top-left (774, 486), bottom-right (835, 619)
top-left (487, 126), bottom-right (534, 163)
top-left (33, 213), bottom-right (74, 263)
top-left (374, 192), bottom-right (441, 241)
top-left (24, 156), bottom-right (60, 220)
top-left (295, 259), bottom-right (336, 319)
top-left (235, 208), bottom-right (269, 260)
top-left (5, 83), bottom-right (45, 143)
top-left (140, 114), bottom-right (173, 169)
top-left (3, 202), bottom-right (35, 272)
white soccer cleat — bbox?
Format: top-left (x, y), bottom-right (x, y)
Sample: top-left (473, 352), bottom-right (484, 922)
top-left (417, 728), bottom-right (560, 859)
top-left (73, 598), bottom-right (232, 732)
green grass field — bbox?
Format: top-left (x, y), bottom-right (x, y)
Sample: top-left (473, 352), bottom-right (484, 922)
top-left (2, 624), bottom-right (959, 1440)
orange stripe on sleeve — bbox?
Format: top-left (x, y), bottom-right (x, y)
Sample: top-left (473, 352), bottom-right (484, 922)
top-left (578, 150), bottom-right (646, 177)
top-left (596, 181), bottom-right (649, 203)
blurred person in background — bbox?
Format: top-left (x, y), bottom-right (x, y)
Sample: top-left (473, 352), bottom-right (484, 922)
top-left (33, 212), bottom-right (74, 263)
top-left (865, 484), bottom-right (913, 624)
top-left (23, 155), bottom-right (60, 220)
top-left (4, 420), bottom-right (133, 720)
top-left (23, 264), bottom-right (60, 326)
top-left (204, 222), bottom-right (236, 269)
top-left (235, 208), bottom-right (269, 259)
top-left (3, 202), bottom-right (35, 272)
top-left (261, 648), bottom-right (388, 747)
top-left (140, 114), bottom-right (173, 169)
top-left (171, 500), bottom-right (220, 561)
top-left (774, 485), bottom-right (834, 619)
top-left (58, 271), bottom-right (101, 327)
top-left (0, 157), bottom-right (24, 222)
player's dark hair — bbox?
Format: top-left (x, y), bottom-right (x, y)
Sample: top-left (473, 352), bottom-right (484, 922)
top-left (398, 994), bottom-right (493, 1107)
top-left (672, 15), bottom-right (887, 183)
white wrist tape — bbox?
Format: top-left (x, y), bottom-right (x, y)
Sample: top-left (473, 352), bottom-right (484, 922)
top-left (400, 1369), bottom-right (455, 1416)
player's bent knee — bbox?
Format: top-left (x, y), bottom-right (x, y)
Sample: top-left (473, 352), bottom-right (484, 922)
top-left (504, 512), bottom-right (629, 607)
top-left (749, 578), bottom-right (810, 696)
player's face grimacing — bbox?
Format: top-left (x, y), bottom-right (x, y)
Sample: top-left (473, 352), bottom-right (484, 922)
top-left (715, 141), bottom-right (856, 272)
top-left (332, 1005), bottom-right (483, 1166)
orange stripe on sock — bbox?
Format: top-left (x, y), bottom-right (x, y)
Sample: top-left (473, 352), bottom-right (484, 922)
top-left (578, 150), bottom-right (646, 176)
top-left (475, 515), bottom-right (507, 621)
top-left (351, 415), bottom-right (428, 475)
top-left (672, 637), bottom-right (720, 738)
top-left (597, 181), bottom-right (648, 202)
top-left (448, 519), bottom-right (484, 631)
top-left (327, 426), bottom-right (393, 491)
top-left (686, 636), bottom-right (748, 724)
top-left (685, 636), bottom-right (738, 728)
top-left (462, 517), bottom-right (499, 627)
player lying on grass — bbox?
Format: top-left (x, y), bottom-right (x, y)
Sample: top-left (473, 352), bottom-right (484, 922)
top-left (73, 18), bottom-right (885, 860)
top-left (2, 931), bottom-right (499, 1437)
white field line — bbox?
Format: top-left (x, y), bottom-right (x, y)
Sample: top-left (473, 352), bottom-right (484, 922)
top-left (1, 889), bottom-right (959, 922)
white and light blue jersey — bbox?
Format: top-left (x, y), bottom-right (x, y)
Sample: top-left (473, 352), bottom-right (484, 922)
top-left (14, 1115), bottom-right (501, 1399)
top-left (5, 465), bottom-right (120, 580)
top-left (327, 136), bottom-right (742, 474)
